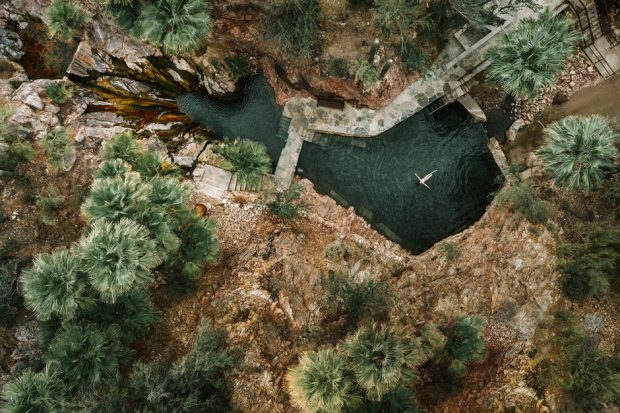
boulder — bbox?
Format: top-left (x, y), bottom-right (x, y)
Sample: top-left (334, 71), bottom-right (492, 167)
top-left (552, 91), bottom-right (569, 104)
top-left (24, 92), bottom-right (43, 110)
top-left (506, 119), bottom-right (526, 142)
top-left (458, 94), bottom-right (487, 122)
top-left (0, 28), bottom-right (23, 60)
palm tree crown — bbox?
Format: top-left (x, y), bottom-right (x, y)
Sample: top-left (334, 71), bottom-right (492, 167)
top-left (538, 115), bottom-right (618, 193)
top-left (21, 250), bottom-right (88, 321)
top-left (486, 9), bottom-right (580, 99)
top-left (287, 348), bottom-right (353, 413)
top-left (77, 218), bottom-right (161, 302)
top-left (342, 324), bottom-right (425, 400)
top-left (133, 0), bottom-right (212, 55)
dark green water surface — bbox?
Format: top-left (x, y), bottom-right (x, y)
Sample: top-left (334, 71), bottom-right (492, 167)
top-left (177, 75), bottom-right (500, 253)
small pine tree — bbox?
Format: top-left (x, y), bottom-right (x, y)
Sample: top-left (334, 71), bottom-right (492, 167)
top-left (77, 218), bottom-right (161, 302)
top-left (41, 127), bottom-right (75, 170)
top-left (46, 0), bottom-right (88, 40)
top-left (45, 323), bottom-right (127, 392)
top-left (287, 348), bottom-right (353, 413)
top-left (21, 249), bottom-right (88, 321)
top-left (35, 186), bottom-right (64, 226)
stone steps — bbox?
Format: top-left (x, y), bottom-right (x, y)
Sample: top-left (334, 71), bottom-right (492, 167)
top-left (228, 173), bottom-right (263, 192)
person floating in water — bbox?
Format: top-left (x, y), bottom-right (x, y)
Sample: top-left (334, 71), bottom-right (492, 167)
top-left (415, 170), bottom-right (437, 189)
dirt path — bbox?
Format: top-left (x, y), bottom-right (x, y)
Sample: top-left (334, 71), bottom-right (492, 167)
top-left (505, 73), bottom-right (620, 164)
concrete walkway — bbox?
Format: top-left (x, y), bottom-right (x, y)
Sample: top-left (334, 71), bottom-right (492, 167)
top-left (281, 0), bottom-right (565, 139)
top-left (274, 115), bottom-right (313, 189)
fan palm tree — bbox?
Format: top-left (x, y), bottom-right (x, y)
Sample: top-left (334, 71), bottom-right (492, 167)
top-left (486, 9), bottom-right (581, 99)
top-left (46, 0), bottom-right (88, 40)
top-left (436, 316), bottom-right (485, 376)
top-left (101, 132), bottom-right (142, 165)
top-left (342, 324), bottom-right (425, 400)
top-left (286, 348), bottom-right (353, 413)
top-left (96, 159), bottom-right (132, 179)
top-left (77, 218), bottom-right (160, 302)
top-left (21, 250), bottom-right (89, 321)
top-left (133, 0), bottom-right (212, 55)
top-left (45, 323), bottom-right (127, 392)
top-left (213, 138), bottom-right (272, 189)
top-left (538, 115), bottom-right (618, 193)
top-left (0, 367), bottom-right (65, 412)
top-left (81, 172), bottom-right (151, 223)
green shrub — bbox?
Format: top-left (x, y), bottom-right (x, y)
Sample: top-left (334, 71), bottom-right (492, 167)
top-left (134, 149), bottom-right (179, 178)
top-left (439, 241), bottom-right (460, 261)
top-left (41, 127), bottom-right (75, 170)
top-left (45, 82), bottom-right (76, 105)
top-left (0, 109), bottom-right (33, 174)
top-left (355, 58), bottom-right (380, 93)
top-left (224, 53), bottom-right (250, 80)
top-left (9, 79), bottom-right (23, 90)
top-left (79, 290), bottom-right (156, 343)
top-left (212, 138), bottom-right (272, 189)
top-left (343, 324), bottom-right (425, 400)
top-left (45, 323), bottom-right (127, 392)
top-left (321, 271), bottom-right (389, 323)
top-left (326, 57), bottom-right (349, 78)
top-left (35, 186), bottom-right (64, 226)
top-left (496, 181), bottom-right (550, 225)
top-left (435, 316), bottom-right (485, 376)
top-left (400, 40), bottom-right (429, 75)
top-left (0, 260), bottom-right (20, 324)
top-left (535, 313), bottom-right (620, 411)
top-left (125, 322), bottom-right (235, 412)
top-left (77, 218), bottom-right (161, 303)
top-left (81, 172), bottom-right (151, 223)
top-left (557, 223), bottom-right (620, 300)
top-left (46, 0), bottom-right (88, 40)
top-left (133, 0), bottom-right (212, 55)
top-left (604, 174), bottom-right (620, 218)
top-left (95, 159), bottom-right (132, 179)
top-left (0, 367), bottom-right (66, 412)
top-left (267, 0), bottom-right (322, 58)
top-left (287, 348), bottom-right (353, 413)
top-left (373, 0), bottom-right (427, 38)
top-left (538, 116), bottom-right (617, 194)
top-left (21, 249), bottom-right (87, 321)
top-left (263, 183), bottom-right (308, 219)
top-left (101, 132), bottom-right (141, 164)
top-left (169, 208), bottom-right (219, 277)
top-left (486, 9), bottom-right (580, 99)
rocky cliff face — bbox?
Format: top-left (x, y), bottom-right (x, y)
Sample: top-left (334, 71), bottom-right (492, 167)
top-left (145, 177), bottom-right (561, 413)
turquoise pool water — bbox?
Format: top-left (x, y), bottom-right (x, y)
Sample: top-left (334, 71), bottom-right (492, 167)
top-left (177, 75), bottom-right (500, 253)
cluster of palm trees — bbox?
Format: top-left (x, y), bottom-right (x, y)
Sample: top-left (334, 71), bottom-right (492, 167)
top-left (487, 10), bottom-right (618, 194)
top-left (46, 0), bottom-right (213, 55)
top-left (287, 317), bottom-right (485, 412)
top-left (1, 133), bottom-right (219, 411)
